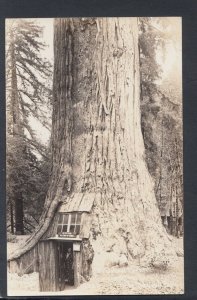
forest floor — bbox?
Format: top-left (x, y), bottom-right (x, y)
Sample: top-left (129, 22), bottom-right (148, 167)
top-left (7, 236), bottom-right (184, 296)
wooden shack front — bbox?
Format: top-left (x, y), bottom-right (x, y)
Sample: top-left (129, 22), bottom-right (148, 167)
top-left (38, 193), bottom-right (95, 292)
top-left (38, 237), bottom-right (82, 291)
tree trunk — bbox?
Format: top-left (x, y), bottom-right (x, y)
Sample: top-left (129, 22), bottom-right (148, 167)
top-left (10, 201), bottom-right (14, 234)
top-left (9, 18), bottom-right (175, 264)
top-left (10, 32), bottom-right (21, 136)
top-left (14, 192), bottom-right (24, 235)
top-left (10, 34), bottom-right (24, 235)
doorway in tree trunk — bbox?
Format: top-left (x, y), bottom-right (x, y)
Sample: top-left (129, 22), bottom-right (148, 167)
top-left (38, 239), bottom-right (78, 292)
top-left (57, 242), bottom-right (74, 290)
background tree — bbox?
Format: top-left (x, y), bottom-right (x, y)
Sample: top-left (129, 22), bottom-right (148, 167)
top-left (139, 17), bottom-right (183, 235)
top-left (9, 18), bottom-right (175, 266)
top-left (6, 19), bottom-right (52, 235)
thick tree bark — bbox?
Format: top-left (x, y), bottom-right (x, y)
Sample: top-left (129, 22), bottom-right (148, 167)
top-left (9, 18), bottom-right (175, 264)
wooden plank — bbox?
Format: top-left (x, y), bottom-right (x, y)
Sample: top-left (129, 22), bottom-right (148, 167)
top-left (8, 245), bottom-right (39, 276)
top-left (79, 193), bottom-right (95, 212)
top-left (73, 251), bottom-right (82, 287)
top-left (47, 237), bottom-right (82, 241)
top-left (59, 193), bottom-right (83, 212)
top-left (8, 260), bottom-right (19, 274)
top-left (38, 240), bottom-right (59, 292)
top-left (59, 193), bottom-right (95, 213)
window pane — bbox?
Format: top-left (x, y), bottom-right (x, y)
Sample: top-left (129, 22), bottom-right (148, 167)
top-left (70, 225), bottom-right (75, 233)
top-left (62, 225), bottom-right (67, 232)
top-left (63, 214), bottom-right (69, 224)
top-left (58, 214), bottom-right (63, 224)
top-left (75, 225), bottom-right (80, 235)
top-left (76, 214), bottom-right (81, 224)
top-left (57, 225), bottom-right (62, 234)
top-left (71, 213), bottom-right (76, 224)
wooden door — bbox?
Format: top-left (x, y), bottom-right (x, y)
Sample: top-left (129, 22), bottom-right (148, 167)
top-left (57, 242), bottom-right (65, 291)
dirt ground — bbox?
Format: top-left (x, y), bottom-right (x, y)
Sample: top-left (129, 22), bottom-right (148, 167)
top-left (7, 236), bottom-right (184, 296)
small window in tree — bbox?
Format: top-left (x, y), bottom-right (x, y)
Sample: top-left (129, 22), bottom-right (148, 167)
top-left (57, 213), bottom-right (82, 236)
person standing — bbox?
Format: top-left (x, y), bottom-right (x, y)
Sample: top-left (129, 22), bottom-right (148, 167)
top-left (64, 248), bottom-right (74, 285)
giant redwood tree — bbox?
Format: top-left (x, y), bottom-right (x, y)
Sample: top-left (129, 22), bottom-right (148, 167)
top-left (9, 18), bottom-right (175, 266)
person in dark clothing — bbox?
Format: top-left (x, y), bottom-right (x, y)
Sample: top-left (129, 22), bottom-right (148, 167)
top-left (64, 248), bottom-right (74, 285)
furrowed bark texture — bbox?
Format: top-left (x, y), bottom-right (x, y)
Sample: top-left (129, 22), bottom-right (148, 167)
top-left (9, 18), bottom-right (174, 263)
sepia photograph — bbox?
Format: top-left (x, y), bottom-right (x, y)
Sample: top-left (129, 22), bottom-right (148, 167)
top-left (6, 17), bottom-right (183, 296)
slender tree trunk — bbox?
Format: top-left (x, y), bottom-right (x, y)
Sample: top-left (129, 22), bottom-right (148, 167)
top-left (9, 18), bottom-right (175, 264)
top-left (10, 35), bottom-right (24, 235)
top-left (10, 201), bottom-right (14, 234)
top-left (10, 37), bottom-right (20, 135)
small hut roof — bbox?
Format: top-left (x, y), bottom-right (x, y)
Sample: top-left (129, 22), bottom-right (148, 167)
top-left (59, 193), bottom-right (95, 213)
